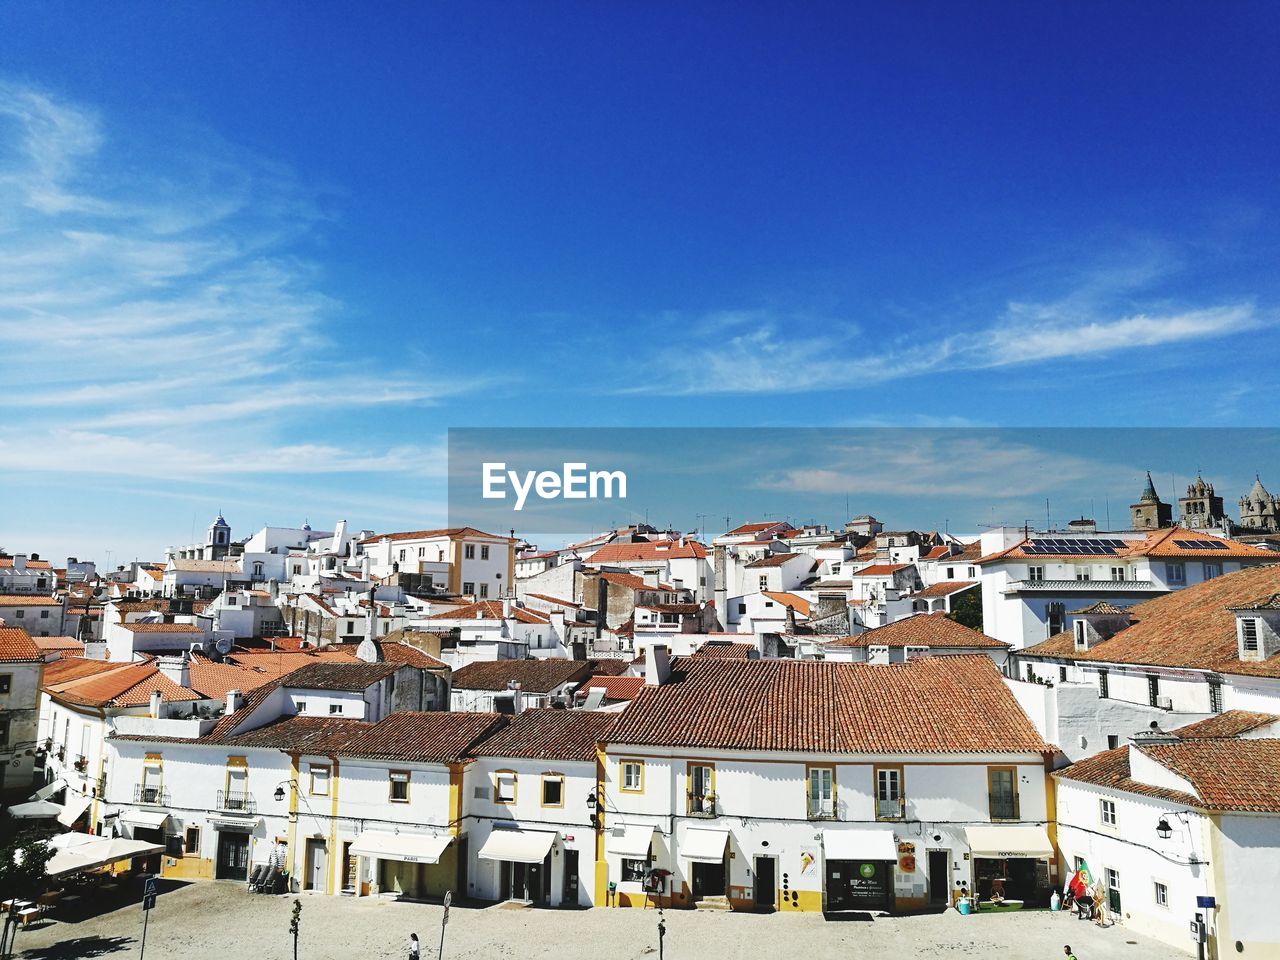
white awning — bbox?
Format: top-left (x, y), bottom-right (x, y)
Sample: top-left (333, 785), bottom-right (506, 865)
top-left (607, 824), bottom-right (657, 858)
top-left (46, 838), bottom-right (163, 877)
top-left (120, 809), bottom-right (170, 829)
top-left (7, 800), bottom-right (62, 819)
top-left (477, 829), bottom-right (557, 864)
top-left (350, 831), bottom-right (452, 864)
top-left (823, 828), bottom-right (897, 861)
top-left (680, 828), bottom-right (729, 863)
top-left (57, 795), bottom-right (91, 828)
top-left (965, 825), bottom-right (1054, 859)
top-left (32, 778), bottom-right (66, 801)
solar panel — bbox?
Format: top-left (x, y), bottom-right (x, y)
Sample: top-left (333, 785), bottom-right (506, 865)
top-left (1172, 538), bottom-right (1228, 550)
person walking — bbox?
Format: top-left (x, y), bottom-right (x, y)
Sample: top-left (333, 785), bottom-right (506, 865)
top-left (1064, 946), bottom-right (1078, 960)
top-left (409, 933), bottom-right (420, 960)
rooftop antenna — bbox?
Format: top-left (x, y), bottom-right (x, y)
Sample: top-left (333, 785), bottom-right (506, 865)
top-left (1045, 498), bottom-right (1051, 532)
top-left (1105, 497), bottom-right (1111, 531)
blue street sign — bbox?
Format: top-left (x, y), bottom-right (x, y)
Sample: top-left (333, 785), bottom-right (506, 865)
top-left (1196, 896), bottom-right (1216, 909)
top-left (142, 894), bottom-right (157, 911)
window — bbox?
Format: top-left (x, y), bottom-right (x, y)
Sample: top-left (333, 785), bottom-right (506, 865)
top-left (759, 575), bottom-right (769, 591)
top-left (464, 544), bottom-right (476, 560)
top-left (478, 583), bottom-right (489, 599)
top-left (1203, 563), bottom-right (1222, 581)
top-left (737, 602), bottom-right (747, 615)
top-left (297, 700), bottom-right (307, 714)
top-left (293, 564), bottom-right (301, 575)
top-left (184, 826), bottom-right (200, 855)
top-left (1046, 602), bottom-right (1066, 635)
top-left (1073, 621), bottom-right (1087, 649)
top-left (1208, 681), bottom-right (1223, 714)
top-left (1059, 666), bottom-right (1068, 683)
top-left (988, 767), bottom-right (1018, 820)
top-left (310, 764), bottom-right (330, 796)
top-left (39, 610), bottom-right (49, 619)
top-left (0, 717), bottom-right (9, 748)
top-left (462, 581), bottom-right (475, 595)
top-left (0, 675), bottom-right (10, 694)
top-left (494, 771), bottom-right (516, 803)
top-left (688, 763), bottom-right (715, 814)
top-left (227, 595), bottom-right (238, 606)
top-left (165, 834), bottom-right (184, 858)
top-left (875, 766), bottom-right (903, 819)
top-left (808, 766), bottom-right (834, 818)
top-left (346, 621), bottom-right (355, 635)
top-left (1107, 735), bottom-right (1119, 750)
top-left (13, 610), bottom-right (22, 619)
top-left (541, 774), bottom-right (564, 807)
top-left (389, 770), bottom-right (410, 802)
top-left (1147, 675), bottom-right (1160, 708)
top-left (1027, 565), bottom-right (1044, 582)
top-left (1106, 868), bottom-right (1121, 914)
top-left (1154, 881), bottom-right (1168, 908)
top-left (1242, 618), bottom-right (1260, 654)
top-left (1075, 567), bottom-right (1091, 581)
top-left (621, 858), bottom-right (648, 882)
top-left (1100, 799), bottom-right (1117, 827)
top-left (399, 549), bottom-right (406, 562)
top-left (329, 703), bottom-right (344, 715)
top-left (1166, 563), bottom-right (1185, 585)
top-left (1110, 567), bottom-right (1125, 581)
top-left (621, 760), bottom-right (644, 793)
top-left (418, 547), bottom-right (425, 557)
top-left (1098, 669), bottom-right (1109, 699)
top-left (480, 546), bottom-right (490, 561)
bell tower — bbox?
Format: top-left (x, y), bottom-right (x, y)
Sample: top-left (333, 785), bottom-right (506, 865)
top-left (1129, 472), bottom-right (1173, 530)
top-left (1178, 474), bottom-right (1225, 530)
top-left (206, 512), bottom-right (231, 559)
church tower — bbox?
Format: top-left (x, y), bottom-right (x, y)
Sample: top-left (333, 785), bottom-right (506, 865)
top-left (1178, 474), bottom-right (1225, 530)
top-left (1130, 472), bottom-right (1173, 530)
top-left (206, 513), bottom-right (231, 560)
top-left (1239, 476), bottom-right (1280, 532)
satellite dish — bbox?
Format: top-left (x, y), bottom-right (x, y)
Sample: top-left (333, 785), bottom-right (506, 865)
top-left (214, 636), bottom-right (234, 656)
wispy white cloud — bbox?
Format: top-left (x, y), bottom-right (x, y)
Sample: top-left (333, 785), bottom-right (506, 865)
top-left (623, 260), bottom-right (1267, 395)
top-left (0, 81), bottom-right (477, 484)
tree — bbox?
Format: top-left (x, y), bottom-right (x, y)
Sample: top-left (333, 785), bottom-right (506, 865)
top-left (0, 828), bottom-right (53, 903)
top-left (288, 898), bottom-right (301, 960)
top-left (946, 588), bottom-right (984, 633)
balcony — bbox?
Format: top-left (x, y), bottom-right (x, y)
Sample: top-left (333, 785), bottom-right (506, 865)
top-left (687, 792), bottom-right (717, 817)
top-left (989, 795), bottom-right (1020, 821)
top-left (1004, 579), bottom-right (1167, 595)
top-left (133, 784), bottom-right (170, 806)
top-left (875, 797), bottom-right (904, 820)
top-left (807, 798), bottom-right (836, 820)
top-left (216, 790), bottom-right (257, 814)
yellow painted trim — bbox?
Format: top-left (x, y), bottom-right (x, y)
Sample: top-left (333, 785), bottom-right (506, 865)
top-left (618, 757), bottom-right (645, 794)
top-left (539, 772), bottom-right (565, 809)
top-left (308, 762), bottom-right (331, 797)
top-left (686, 760), bottom-right (715, 814)
top-left (326, 758), bottom-right (340, 895)
top-left (594, 744), bottom-right (608, 906)
top-left (448, 763), bottom-right (464, 836)
top-left (285, 752), bottom-right (300, 879)
top-left (493, 768), bottom-right (518, 804)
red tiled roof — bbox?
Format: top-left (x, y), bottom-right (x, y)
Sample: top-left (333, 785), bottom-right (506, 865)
top-left (116, 622), bottom-right (204, 633)
top-left (575, 675), bottom-right (645, 701)
top-left (357, 527), bottom-right (509, 545)
top-left (1021, 564), bottom-right (1280, 678)
top-left (426, 600), bottom-right (550, 624)
top-left (913, 581), bottom-right (978, 599)
top-left (340, 711), bottom-right (506, 763)
top-left (33, 636), bottom-right (85, 654)
top-left (279, 661), bottom-right (399, 691)
top-left (0, 626), bottom-right (43, 662)
top-left (725, 521), bottom-right (787, 536)
top-left (851, 563), bottom-right (911, 577)
top-left (0, 595), bottom-right (60, 606)
top-left (824, 613), bottom-right (1007, 649)
top-left (744, 553), bottom-right (802, 569)
top-left (692, 641), bottom-right (755, 659)
top-left (219, 714), bottom-right (372, 752)
top-left (761, 592), bottom-right (811, 616)
top-left (451, 659), bottom-right (593, 693)
top-left (610, 655), bottom-right (1049, 754)
top-left (526, 594), bottom-right (581, 609)
top-left (470, 708), bottom-right (616, 761)
top-left (0, 558), bottom-right (52, 569)
top-left (1053, 745), bottom-right (1199, 807)
top-left (590, 540), bottom-right (708, 562)
top-left (1174, 710), bottom-right (1280, 740)
top-left (979, 527), bottom-right (1276, 564)
top-left (597, 571), bottom-right (676, 592)
top-left (48, 662), bottom-right (201, 707)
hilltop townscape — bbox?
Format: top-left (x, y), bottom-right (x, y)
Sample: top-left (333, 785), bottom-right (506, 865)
top-left (2, 471), bottom-right (1280, 957)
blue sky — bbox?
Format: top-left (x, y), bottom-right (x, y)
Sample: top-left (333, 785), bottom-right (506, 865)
top-left (1, 3), bottom-right (1278, 561)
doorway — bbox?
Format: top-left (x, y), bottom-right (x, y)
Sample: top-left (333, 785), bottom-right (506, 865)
top-left (562, 849), bottom-right (580, 906)
top-left (216, 831), bottom-right (250, 880)
top-left (305, 838), bottom-right (328, 891)
top-left (500, 858), bottom-right (550, 904)
top-left (753, 856), bottom-right (776, 910)
top-left (927, 851), bottom-right (950, 907)
top-left (691, 860), bottom-right (726, 900)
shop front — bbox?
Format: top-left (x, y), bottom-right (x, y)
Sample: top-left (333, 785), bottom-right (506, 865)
top-left (351, 830), bottom-right (454, 900)
top-left (822, 828), bottom-right (898, 912)
top-left (476, 828), bottom-right (557, 905)
top-left (964, 825), bottom-right (1055, 910)
top-left (680, 828), bottom-right (729, 903)
top-left (606, 823), bottom-right (661, 907)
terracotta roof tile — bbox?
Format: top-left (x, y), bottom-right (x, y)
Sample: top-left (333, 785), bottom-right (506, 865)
top-left (340, 711), bottom-right (505, 763)
top-left (451, 659), bottom-right (593, 693)
top-left (1053, 745), bottom-right (1200, 807)
top-left (824, 613), bottom-right (1007, 649)
top-left (357, 527), bottom-right (509, 545)
top-left (913, 581), bottom-right (978, 599)
top-left (0, 626), bottom-right (44, 661)
top-left (574, 676), bottom-right (645, 701)
top-left (1173, 710), bottom-right (1280, 739)
top-left (692, 641), bottom-right (756, 659)
top-left (609, 655), bottom-right (1049, 754)
top-left (279, 661), bottom-right (399, 691)
top-left (590, 540), bottom-right (708, 562)
top-left (744, 553), bottom-right (803, 569)
top-left (470, 708), bottom-right (615, 761)
top-left (0, 595), bottom-right (60, 606)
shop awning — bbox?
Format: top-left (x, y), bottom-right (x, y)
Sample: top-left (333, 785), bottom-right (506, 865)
top-left (57, 795), bottom-right (91, 828)
top-left (350, 831), bottom-right (452, 865)
top-left (965, 825), bottom-right (1054, 859)
top-left (7, 800), bottom-right (62, 819)
top-left (32, 778), bottom-right (66, 801)
top-left (477, 829), bottom-right (557, 864)
top-left (607, 824), bottom-right (657, 858)
top-left (680, 828), bottom-right (729, 863)
top-left (120, 809), bottom-right (170, 829)
top-left (823, 828), bottom-right (897, 861)
top-left (46, 838), bottom-right (163, 878)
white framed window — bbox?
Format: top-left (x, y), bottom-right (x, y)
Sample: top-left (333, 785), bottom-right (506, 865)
top-left (1166, 562), bottom-right (1185, 585)
top-left (1110, 566), bottom-right (1125, 581)
top-left (1203, 562), bottom-right (1222, 580)
top-left (1242, 618), bottom-right (1260, 653)
top-left (1027, 566), bottom-right (1044, 582)
top-left (1154, 881), bottom-right (1168, 908)
top-left (462, 581), bottom-right (475, 595)
top-left (329, 703), bottom-right (343, 715)
top-left (309, 764), bottom-right (330, 796)
top-left (464, 544), bottom-right (476, 560)
top-left (494, 771), bottom-right (517, 803)
top-left (480, 545), bottom-right (490, 560)
top-left (389, 770), bottom-right (410, 802)
top-left (759, 575), bottom-right (769, 591)
top-left (478, 583), bottom-right (489, 599)
top-left (808, 766), bottom-right (834, 818)
top-left (1100, 798), bottom-right (1117, 827)
top-left (621, 760), bottom-right (644, 792)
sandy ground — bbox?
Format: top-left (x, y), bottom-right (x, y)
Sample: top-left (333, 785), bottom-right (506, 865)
top-left (10, 880), bottom-right (1180, 960)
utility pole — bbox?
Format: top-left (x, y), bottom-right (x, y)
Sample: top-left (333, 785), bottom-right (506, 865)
top-left (439, 890), bottom-right (452, 960)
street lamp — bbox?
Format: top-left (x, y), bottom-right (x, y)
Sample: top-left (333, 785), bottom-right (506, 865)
top-left (1155, 817), bottom-right (1173, 840)
top-left (273, 780), bottom-right (300, 802)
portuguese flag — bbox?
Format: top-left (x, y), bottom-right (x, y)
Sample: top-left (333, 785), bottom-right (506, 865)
top-left (1066, 862), bottom-right (1093, 899)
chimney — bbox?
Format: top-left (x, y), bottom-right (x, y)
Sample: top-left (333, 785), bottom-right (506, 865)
top-left (501, 596), bottom-right (513, 617)
top-left (149, 689), bottom-right (162, 719)
top-left (226, 689), bottom-right (241, 714)
top-left (12, 554), bottom-right (25, 571)
top-left (642, 571), bottom-right (660, 588)
top-left (157, 654), bottom-right (191, 689)
top-left (645, 643), bottom-right (671, 686)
